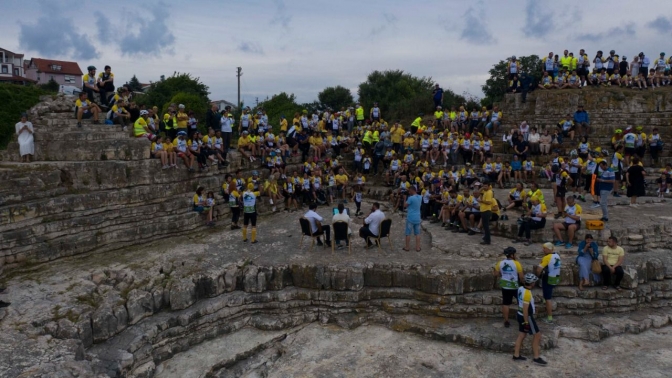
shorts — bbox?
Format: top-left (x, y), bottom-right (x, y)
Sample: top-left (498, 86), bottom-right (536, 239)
top-left (193, 206), bottom-right (204, 213)
top-left (405, 221), bottom-right (421, 236)
top-left (556, 186), bottom-right (567, 198)
top-left (467, 212), bottom-right (481, 222)
top-left (490, 214), bottom-right (500, 222)
top-left (624, 147), bottom-right (635, 156)
top-left (82, 111), bottom-right (93, 119)
top-left (570, 173), bottom-right (580, 187)
top-left (517, 313), bottom-right (539, 335)
top-left (502, 288), bottom-right (516, 305)
top-left (542, 282), bottom-right (555, 300)
top-left (509, 198), bottom-right (523, 207)
top-left (615, 172), bottom-right (621, 181)
top-left (243, 212), bottom-right (257, 226)
top-left (562, 221), bottom-right (581, 230)
top-left (583, 174), bottom-right (593, 191)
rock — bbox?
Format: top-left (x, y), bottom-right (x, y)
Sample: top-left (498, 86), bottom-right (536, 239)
top-left (169, 279), bottom-right (196, 310)
top-left (126, 289), bottom-right (154, 325)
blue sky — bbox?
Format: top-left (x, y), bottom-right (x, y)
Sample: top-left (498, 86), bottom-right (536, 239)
top-left (2, 0), bottom-right (672, 106)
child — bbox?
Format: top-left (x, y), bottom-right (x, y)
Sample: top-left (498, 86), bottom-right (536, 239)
top-left (163, 135), bottom-right (177, 168)
top-left (511, 155), bottom-right (522, 183)
top-left (352, 185), bottom-right (363, 216)
top-left (204, 191), bottom-right (215, 226)
top-left (362, 154), bottom-right (372, 174)
top-left (522, 158), bottom-right (535, 183)
top-left (151, 135), bottom-right (170, 169)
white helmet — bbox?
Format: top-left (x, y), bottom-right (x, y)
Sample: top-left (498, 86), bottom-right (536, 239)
top-left (140, 110), bottom-right (149, 116)
top-left (524, 273), bottom-right (539, 284)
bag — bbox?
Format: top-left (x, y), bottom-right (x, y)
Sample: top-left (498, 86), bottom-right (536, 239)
top-left (586, 220), bottom-right (604, 230)
top-left (591, 259), bottom-right (602, 274)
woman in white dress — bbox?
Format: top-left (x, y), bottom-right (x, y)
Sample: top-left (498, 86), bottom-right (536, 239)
top-left (15, 112), bottom-right (34, 162)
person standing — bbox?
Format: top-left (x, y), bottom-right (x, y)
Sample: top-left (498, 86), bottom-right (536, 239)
top-left (404, 186), bottom-right (422, 252)
top-left (596, 160), bottom-right (615, 222)
top-left (432, 84), bottom-right (444, 109)
top-left (535, 242), bottom-right (561, 323)
top-left (220, 106), bottom-right (234, 159)
top-left (493, 247), bottom-right (524, 328)
top-left (601, 236), bottom-right (625, 291)
top-left (15, 112), bottom-right (34, 163)
top-left (360, 202), bottom-right (385, 248)
top-left (242, 183), bottom-right (260, 244)
top-left (513, 273), bottom-right (547, 365)
top-left (478, 180), bottom-right (494, 245)
top-left (626, 156), bottom-right (646, 206)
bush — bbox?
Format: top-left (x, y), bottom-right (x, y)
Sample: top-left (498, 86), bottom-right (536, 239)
top-left (0, 84), bottom-right (53, 149)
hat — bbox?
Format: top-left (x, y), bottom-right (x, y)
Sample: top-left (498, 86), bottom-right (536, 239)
top-left (178, 104), bottom-right (185, 109)
top-left (473, 181), bottom-right (482, 186)
top-left (357, 142), bottom-right (362, 146)
top-left (503, 247), bottom-right (517, 256)
top-left (140, 110), bottom-right (149, 116)
top-left (625, 126), bottom-right (632, 131)
top-left (87, 65), bottom-right (96, 71)
top-left (542, 242), bottom-right (555, 251)
top-left (465, 162), bottom-right (471, 166)
top-left (622, 56), bottom-right (627, 60)
top-left (247, 183), bottom-right (254, 190)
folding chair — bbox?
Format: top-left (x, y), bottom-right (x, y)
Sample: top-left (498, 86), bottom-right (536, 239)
top-left (299, 217), bottom-right (325, 251)
top-left (332, 221), bottom-right (351, 254)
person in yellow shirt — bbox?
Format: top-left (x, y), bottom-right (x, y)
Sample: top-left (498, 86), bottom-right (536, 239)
top-left (479, 180), bottom-right (495, 244)
top-left (151, 135), bottom-right (169, 168)
top-left (238, 130), bottom-right (256, 162)
top-left (390, 121), bottom-right (404, 152)
top-left (192, 187), bottom-right (215, 226)
top-left (279, 115), bottom-right (288, 132)
top-left (601, 236), bottom-right (625, 290)
top-left (410, 113), bottom-right (423, 134)
top-left (75, 92), bottom-right (101, 127)
top-left (335, 167), bottom-right (349, 201)
top-left (355, 103), bottom-right (365, 125)
top-left (133, 110), bottom-right (157, 141)
top-left (175, 104), bottom-right (188, 134)
top-left (161, 135), bottom-right (177, 168)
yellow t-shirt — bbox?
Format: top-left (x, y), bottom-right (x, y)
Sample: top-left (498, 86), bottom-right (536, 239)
top-left (479, 188), bottom-right (494, 212)
top-left (602, 245), bottom-right (625, 266)
top-left (176, 111), bottom-right (188, 128)
top-left (335, 174), bottom-right (348, 185)
top-left (75, 99), bottom-right (91, 109)
top-left (238, 136), bottom-right (250, 146)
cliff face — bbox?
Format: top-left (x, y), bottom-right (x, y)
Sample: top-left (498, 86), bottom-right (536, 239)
top-left (499, 88), bottom-right (672, 134)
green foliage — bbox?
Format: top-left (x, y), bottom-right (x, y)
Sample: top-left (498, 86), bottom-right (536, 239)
top-left (0, 84), bottom-right (53, 149)
top-left (39, 78), bottom-right (60, 93)
top-left (125, 75), bottom-right (143, 92)
top-left (135, 72), bottom-right (210, 113)
top-left (318, 85), bottom-right (354, 110)
top-left (357, 70), bottom-right (467, 122)
top-left (481, 55), bottom-right (542, 107)
top-left (163, 93), bottom-right (209, 130)
top-left (257, 92), bottom-right (302, 133)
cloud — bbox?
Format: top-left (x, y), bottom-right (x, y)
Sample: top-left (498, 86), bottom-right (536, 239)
top-left (119, 2), bottom-right (175, 56)
top-left (95, 11), bottom-right (113, 44)
top-left (522, 0), bottom-right (554, 38)
top-left (19, 14), bottom-right (98, 60)
top-left (460, 6), bottom-right (496, 45)
top-left (370, 12), bottom-right (398, 36)
top-left (237, 41), bottom-right (264, 55)
top-left (648, 17), bottom-right (672, 33)
top-left (270, 0), bottom-right (292, 30)
top-left (577, 23), bottom-right (635, 42)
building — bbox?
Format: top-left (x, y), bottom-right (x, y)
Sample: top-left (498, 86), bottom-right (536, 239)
top-left (211, 99), bottom-right (238, 112)
top-left (0, 47), bottom-right (34, 84)
top-left (25, 58), bottom-right (83, 87)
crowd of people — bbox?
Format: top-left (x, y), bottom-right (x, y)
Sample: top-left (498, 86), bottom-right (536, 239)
top-left (507, 50), bottom-right (672, 93)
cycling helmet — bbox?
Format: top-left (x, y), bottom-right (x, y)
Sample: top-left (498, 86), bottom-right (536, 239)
top-left (87, 65), bottom-right (96, 71)
top-left (610, 50), bottom-right (615, 54)
top-left (602, 149), bottom-right (610, 156)
top-left (252, 170), bottom-right (259, 176)
top-left (139, 110), bottom-right (149, 116)
top-left (503, 247), bottom-right (517, 256)
top-left (524, 273), bottom-right (539, 284)
top-left (570, 149), bottom-right (577, 156)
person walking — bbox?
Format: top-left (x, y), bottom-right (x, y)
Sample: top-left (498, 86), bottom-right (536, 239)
top-left (478, 180), bottom-right (495, 245)
top-left (625, 156), bottom-right (646, 206)
top-left (493, 247), bottom-right (524, 328)
top-left (596, 160), bottom-right (615, 221)
top-left (404, 186), bottom-right (422, 252)
top-left (513, 273), bottom-right (548, 365)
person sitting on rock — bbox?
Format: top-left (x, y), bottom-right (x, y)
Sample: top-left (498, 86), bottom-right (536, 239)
top-left (133, 110), bottom-right (157, 141)
top-left (553, 196), bottom-right (581, 248)
top-left (173, 131), bottom-right (195, 172)
top-left (601, 236), bottom-right (625, 291)
top-left (75, 92), bottom-right (101, 128)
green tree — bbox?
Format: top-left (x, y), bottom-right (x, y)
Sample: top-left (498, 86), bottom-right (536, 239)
top-left (39, 78), bottom-right (60, 93)
top-left (481, 55), bottom-right (542, 107)
top-left (0, 84), bottom-right (51, 148)
top-left (136, 73), bottom-right (210, 113)
top-left (357, 70), bottom-right (465, 122)
top-left (125, 75), bottom-right (143, 92)
top-left (257, 92), bottom-right (302, 134)
top-left (318, 85), bottom-right (354, 110)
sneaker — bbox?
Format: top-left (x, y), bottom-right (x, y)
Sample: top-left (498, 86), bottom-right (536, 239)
top-left (504, 320), bottom-right (510, 328)
top-left (533, 358), bottom-right (548, 365)
top-left (612, 192), bottom-right (621, 197)
top-left (565, 242), bottom-right (573, 249)
top-left (243, 239), bottom-right (248, 242)
top-left (601, 217), bottom-right (609, 222)
top-left (579, 196), bottom-right (586, 202)
top-left (542, 317), bottom-right (554, 324)
top-left (77, 122), bottom-right (82, 128)
top-left (554, 241), bottom-right (564, 247)
top-left (470, 227), bottom-right (481, 233)
top-left (553, 213), bottom-right (562, 219)
top-left (512, 355), bottom-right (527, 361)
top-left (162, 165), bottom-right (170, 170)
top-left (251, 240), bottom-right (259, 244)
top-left (467, 230), bottom-right (476, 235)
top-left (590, 203), bottom-right (601, 209)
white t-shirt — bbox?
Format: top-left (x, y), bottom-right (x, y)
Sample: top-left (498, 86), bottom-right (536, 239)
top-left (332, 212), bottom-right (352, 235)
top-left (304, 209), bottom-right (323, 234)
top-left (365, 209), bottom-right (386, 236)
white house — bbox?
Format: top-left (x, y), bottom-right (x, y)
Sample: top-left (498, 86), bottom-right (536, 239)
top-left (211, 99), bottom-right (238, 112)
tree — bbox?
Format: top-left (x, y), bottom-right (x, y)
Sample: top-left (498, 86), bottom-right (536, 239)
top-left (357, 70), bottom-right (466, 122)
top-left (162, 93), bottom-right (209, 131)
top-left (257, 92), bottom-right (302, 134)
top-left (136, 72), bottom-right (210, 114)
top-left (481, 55), bottom-right (542, 107)
top-left (125, 75), bottom-right (143, 92)
top-left (318, 85), bottom-right (354, 110)
top-left (39, 78), bottom-right (59, 93)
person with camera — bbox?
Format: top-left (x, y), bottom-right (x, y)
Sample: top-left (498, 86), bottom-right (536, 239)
top-left (513, 196), bottom-right (547, 246)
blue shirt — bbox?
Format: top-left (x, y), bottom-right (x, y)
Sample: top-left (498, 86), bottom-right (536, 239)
top-left (406, 194), bottom-right (422, 223)
top-left (577, 241), bottom-right (599, 259)
top-left (511, 160), bottom-right (522, 171)
top-left (574, 110), bottom-right (590, 124)
top-left (433, 88), bottom-right (444, 101)
top-left (598, 168), bottom-right (615, 191)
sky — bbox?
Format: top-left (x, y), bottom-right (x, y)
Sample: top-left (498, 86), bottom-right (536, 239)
top-left (2, 0), bottom-right (672, 106)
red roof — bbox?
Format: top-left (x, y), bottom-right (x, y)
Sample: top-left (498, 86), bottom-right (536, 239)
top-left (0, 75), bottom-right (36, 83)
top-left (0, 47), bottom-right (24, 58)
top-left (28, 58), bottom-right (83, 76)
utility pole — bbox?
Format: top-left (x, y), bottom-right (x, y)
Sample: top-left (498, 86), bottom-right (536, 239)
top-left (255, 97), bottom-right (259, 107)
top-left (236, 67), bottom-right (242, 109)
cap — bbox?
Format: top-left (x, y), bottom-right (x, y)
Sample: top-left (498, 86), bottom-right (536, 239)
top-left (542, 242), bottom-right (555, 251)
top-left (636, 126), bottom-right (643, 131)
top-left (615, 129), bottom-right (623, 134)
top-left (140, 110), bottom-right (149, 116)
top-left (252, 170), bottom-right (259, 175)
top-left (661, 52), bottom-right (666, 56)
top-left (503, 247), bottom-right (517, 256)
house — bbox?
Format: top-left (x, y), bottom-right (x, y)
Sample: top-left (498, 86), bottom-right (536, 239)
top-left (25, 58), bottom-right (83, 87)
top-left (211, 99), bottom-right (238, 112)
top-left (0, 47), bottom-right (34, 85)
